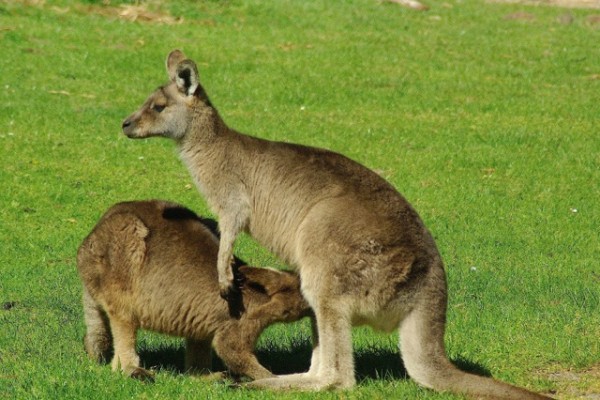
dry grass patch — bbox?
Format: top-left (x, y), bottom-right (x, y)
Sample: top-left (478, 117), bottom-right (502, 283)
top-left (541, 364), bottom-right (600, 400)
top-left (488, 0), bottom-right (600, 9)
top-left (4, 0), bottom-right (183, 24)
top-left (84, 3), bottom-right (183, 24)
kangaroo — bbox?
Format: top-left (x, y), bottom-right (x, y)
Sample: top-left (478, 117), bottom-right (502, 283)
top-left (77, 200), bottom-right (311, 382)
top-left (121, 50), bottom-right (551, 398)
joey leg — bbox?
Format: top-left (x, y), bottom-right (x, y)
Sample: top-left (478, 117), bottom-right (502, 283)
top-left (109, 318), bottom-right (154, 383)
top-left (82, 288), bottom-right (112, 363)
top-left (213, 330), bottom-right (274, 380)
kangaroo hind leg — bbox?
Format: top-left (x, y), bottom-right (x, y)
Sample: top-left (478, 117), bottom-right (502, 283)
top-left (248, 300), bottom-right (355, 390)
top-left (109, 317), bottom-right (154, 382)
top-left (82, 288), bottom-right (112, 363)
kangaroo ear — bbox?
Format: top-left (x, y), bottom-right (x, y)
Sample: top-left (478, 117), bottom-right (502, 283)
top-left (174, 60), bottom-right (199, 96)
top-left (166, 50), bottom-right (199, 96)
top-left (239, 266), bottom-right (281, 296)
top-left (166, 50), bottom-right (186, 80)
top-left (239, 266), bottom-right (299, 297)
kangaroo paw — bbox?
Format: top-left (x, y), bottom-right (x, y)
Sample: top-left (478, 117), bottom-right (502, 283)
top-left (129, 367), bottom-right (155, 383)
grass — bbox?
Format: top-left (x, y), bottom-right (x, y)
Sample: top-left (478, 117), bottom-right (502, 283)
top-left (0, 0), bottom-right (599, 398)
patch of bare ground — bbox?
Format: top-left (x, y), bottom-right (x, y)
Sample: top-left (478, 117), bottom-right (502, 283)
top-left (540, 364), bottom-right (600, 400)
top-left (4, 0), bottom-right (182, 25)
top-left (489, 0), bottom-right (600, 26)
top-left (488, 0), bottom-right (600, 9)
top-left (81, 3), bottom-right (182, 25)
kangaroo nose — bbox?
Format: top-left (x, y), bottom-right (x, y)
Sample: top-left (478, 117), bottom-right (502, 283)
top-left (122, 119), bottom-right (132, 129)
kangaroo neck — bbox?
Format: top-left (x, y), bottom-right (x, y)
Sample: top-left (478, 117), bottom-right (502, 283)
top-left (177, 108), bottom-right (238, 161)
top-left (176, 111), bottom-right (248, 202)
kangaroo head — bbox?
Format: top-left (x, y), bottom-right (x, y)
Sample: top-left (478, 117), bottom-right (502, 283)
top-left (122, 50), bottom-right (212, 141)
top-left (240, 266), bottom-right (312, 321)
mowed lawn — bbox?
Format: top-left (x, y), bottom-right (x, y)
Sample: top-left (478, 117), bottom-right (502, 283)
top-left (0, 0), bottom-right (599, 398)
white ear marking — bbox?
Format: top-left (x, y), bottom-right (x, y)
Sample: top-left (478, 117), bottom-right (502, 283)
top-left (175, 61), bottom-right (199, 96)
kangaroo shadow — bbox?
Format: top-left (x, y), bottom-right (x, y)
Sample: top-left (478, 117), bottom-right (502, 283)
top-left (139, 342), bottom-right (408, 381)
top-left (255, 340), bottom-right (408, 380)
top-left (138, 345), bottom-right (187, 373)
top-left (137, 341), bottom-right (311, 376)
top-left (138, 338), bottom-right (493, 382)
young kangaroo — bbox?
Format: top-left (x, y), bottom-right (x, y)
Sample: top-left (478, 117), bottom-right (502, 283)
top-left (121, 50), bottom-right (551, 398)
top-left (77, 200), bottom-right (311, 382)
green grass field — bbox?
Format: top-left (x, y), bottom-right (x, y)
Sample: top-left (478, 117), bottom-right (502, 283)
top-left (1, 0), bottom-right (599, 398)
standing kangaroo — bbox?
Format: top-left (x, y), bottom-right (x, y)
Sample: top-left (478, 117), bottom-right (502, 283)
top-left (121, 50), bottom-right (550, 398)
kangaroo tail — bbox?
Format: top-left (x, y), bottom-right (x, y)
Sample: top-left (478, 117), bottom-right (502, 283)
top-left (399, 262), bottom-right (551, 400)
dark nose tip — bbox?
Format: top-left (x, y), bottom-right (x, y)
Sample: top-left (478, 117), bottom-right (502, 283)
top-left (122, 119), bottom-right (131, 129)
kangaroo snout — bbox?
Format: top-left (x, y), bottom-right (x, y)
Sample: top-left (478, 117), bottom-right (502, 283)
top-left (121, 117), bottom-right (136, 137)
top-left (121, 116), bottom-right (144, 139)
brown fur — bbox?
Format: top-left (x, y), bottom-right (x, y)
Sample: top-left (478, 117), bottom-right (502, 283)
top-left (77, 200), bottom-right (310, 381)
top-left (121, 50), bottom-right (551, 398)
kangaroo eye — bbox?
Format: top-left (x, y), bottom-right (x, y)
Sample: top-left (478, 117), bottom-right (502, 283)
top-left (152, 104), bottom-right (166, 113)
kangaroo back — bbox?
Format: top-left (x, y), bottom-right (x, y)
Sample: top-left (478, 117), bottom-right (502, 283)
top-left (78, 200), bottom-right (311, 381)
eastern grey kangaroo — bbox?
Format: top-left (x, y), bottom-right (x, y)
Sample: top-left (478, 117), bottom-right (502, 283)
top-left (121, 50), bottom-right (550, 398)
top-left (78, 200), bottom-right (310, 382)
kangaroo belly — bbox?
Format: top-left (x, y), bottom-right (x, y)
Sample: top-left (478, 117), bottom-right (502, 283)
top-left (352, 310), bottom-right (408, 333)
top-left (132, 259), bottom-right (224, 340)
top-left (134, 290), bottom-right (222, 340)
